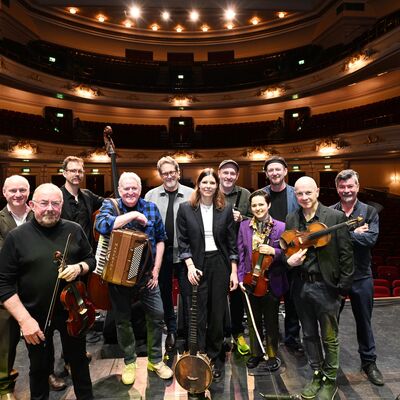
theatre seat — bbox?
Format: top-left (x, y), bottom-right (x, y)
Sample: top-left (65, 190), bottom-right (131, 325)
top-left (373, 285), bottom-right (391, 298)
top-left (377, 265), bottom-right (400, 283)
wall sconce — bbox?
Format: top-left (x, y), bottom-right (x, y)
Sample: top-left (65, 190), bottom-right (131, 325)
top-left (168, 95), bottom-right (197, 108)
top-left (88, 149), bottom-right (109, 162)
top-left (9, 140), bottom-right (37, 156)
top-left (66, 83), bottom-right (102, 99)
top-left (170, 150), bottom-right (200, 163)
top-left (344, 49), bottom-right (374, 73)
top-left (315, 138), bottom-right (348, 155)
top-left (243, 147), bottom-right (277, 161)
top-left (391, 173), bottom-right (400, 184)
top-left (258, 87), bottom-right (285, 99)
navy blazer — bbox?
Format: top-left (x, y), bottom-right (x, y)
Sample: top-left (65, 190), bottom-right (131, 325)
top-left (176, 201), bottom-right (238, 272)
top-left (285, 203), bottom-right (354, 295)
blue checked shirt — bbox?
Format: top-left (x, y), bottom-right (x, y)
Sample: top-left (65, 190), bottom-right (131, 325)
top-left (95, 197), bottom-right (166, 256)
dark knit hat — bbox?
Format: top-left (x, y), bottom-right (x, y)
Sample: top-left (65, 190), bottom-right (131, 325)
top-left (263, 156), bottom-right (288, 171)
top-left (218, 159), bottom-right (240, 172)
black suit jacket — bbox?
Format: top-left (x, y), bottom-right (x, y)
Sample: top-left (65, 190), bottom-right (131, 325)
top-left (285, 203), bottom-right (354, 295)
top-left (176, 201), bottom-right (238, 271)
top-left (0, 206), bottom-right (34, 250)
top-left (61, 186), bottom-right (104, 246)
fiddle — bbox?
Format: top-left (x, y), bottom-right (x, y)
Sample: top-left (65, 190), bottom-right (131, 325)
top-left (243, 243), bottom-right (274, 297)
top-left (280, 216), bottom-right (363, 257)
top-left (55, 241), bottom-right (96, 338)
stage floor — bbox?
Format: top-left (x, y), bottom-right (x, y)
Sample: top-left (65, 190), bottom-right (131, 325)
top-left (13, 298), bottom-right (400, 400)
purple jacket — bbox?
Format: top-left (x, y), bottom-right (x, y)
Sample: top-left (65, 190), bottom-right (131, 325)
top-left (237, 217), bottom-right (288, 298)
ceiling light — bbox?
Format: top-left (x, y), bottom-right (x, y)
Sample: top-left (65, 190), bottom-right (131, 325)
top-left (151, 23), bottom-right (160, 31)
top-left (190, 10), bottom-right (199, 22)
top-left (175, 25), bottom-right (183, 32)
top-left (226, 22), bottom-right (234, 30)
top-left (129, 5), bottom-right (141, 19)
top-left (124, 20), bottom-right (133, 28)
top-left (224, 8), bottom-right (236, 21)
top-left (277, 11), bottom-right (287, 19)
top-left (201, 24), bottom-right (210, 32)
top-left (250, 17), bottom-right (260, 25)
top-left (161, 11), bottom-right (170, 21)
top-left (97, 14), bottom-right (106, 23)
top-left (68, 7), bottom-right (78, 15)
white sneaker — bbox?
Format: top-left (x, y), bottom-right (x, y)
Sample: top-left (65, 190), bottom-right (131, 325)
top-left (121, 362), bottom-right (136, 385)
top-left (147, 360), bottom-right (173, 379)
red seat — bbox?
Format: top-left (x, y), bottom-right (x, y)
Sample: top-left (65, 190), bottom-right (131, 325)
top-left (377, 265), bottom-right (400, 283)
top-left (373, 278), bottom-right (391, 288)
top-left (386, 256), bottom-right (400, 267)
top-left (373, 285), bottom-right (391, 298)
top-left (393, 287), bottom-right (400, 297)
top-left (392, 279), bottom-right (400, 288)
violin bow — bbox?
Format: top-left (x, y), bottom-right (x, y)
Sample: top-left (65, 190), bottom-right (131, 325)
top-left (43, 233), bottom-right (72, 339)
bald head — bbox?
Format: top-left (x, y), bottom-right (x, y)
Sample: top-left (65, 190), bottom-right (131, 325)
top-left (294, 176), bottom-right (319, 212)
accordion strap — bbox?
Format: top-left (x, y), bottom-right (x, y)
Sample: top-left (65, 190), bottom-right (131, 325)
top-left (109, 198), bottom-right (122, 216)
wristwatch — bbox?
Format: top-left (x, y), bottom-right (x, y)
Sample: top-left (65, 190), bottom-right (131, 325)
top-left (78, 263), bottom-right (84, 275)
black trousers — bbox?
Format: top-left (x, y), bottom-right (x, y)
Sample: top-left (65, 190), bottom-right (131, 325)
top-left (26, 312), bottom-right (92, 400)
top-left (195, 251), bottom-right (230, 362)
top-left (0, 307), bottom-right (20, 395)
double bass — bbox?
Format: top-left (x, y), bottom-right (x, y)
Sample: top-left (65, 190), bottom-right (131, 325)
top-left (87, 126), bottom-right (118, 310)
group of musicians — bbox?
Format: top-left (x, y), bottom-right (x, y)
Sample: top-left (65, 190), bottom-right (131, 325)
top-left (0, 153), bottom-right (385, 400)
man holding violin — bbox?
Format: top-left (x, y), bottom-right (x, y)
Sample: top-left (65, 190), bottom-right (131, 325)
top-left (285, 176), bottom-right (353, 400)
top-left (331, 169), bottom-right (383, 386)
top-left (0, 183), bottom-right (95, 400)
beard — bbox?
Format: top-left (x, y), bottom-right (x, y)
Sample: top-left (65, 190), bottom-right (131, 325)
top-left (38, 212), bottom-right (59, 227)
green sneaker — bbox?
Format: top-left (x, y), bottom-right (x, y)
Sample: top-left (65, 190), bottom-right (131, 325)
top-left (301, 370), bottom-right (322, 399)
top-left (316, 376), bottom-right (338, 400)
top-left (235, 334), bottom-right (250, 355)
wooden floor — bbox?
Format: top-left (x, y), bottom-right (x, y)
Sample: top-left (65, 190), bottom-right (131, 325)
top-left (13, 299), bottom-right (400, 399)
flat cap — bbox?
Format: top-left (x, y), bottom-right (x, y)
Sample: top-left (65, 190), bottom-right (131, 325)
top-left (263, 156), bottom-right (288, 171)
top-left (218, 159), bottom-right (240, 171)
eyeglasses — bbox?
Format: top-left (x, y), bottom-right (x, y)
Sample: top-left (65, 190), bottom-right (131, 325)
top-left (160, 170), bottom-right (177, 178)
top-left (65, 169), bottom-right (84, 174)
top-left (33, 200), bottom-right (62, 209)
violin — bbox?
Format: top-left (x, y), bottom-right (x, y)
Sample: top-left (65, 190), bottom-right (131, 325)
top-left (55, 240), bottom-right (96, 338)
top-left (280, 216), bottom-right (363, 257)
top-left (243, 242), bottom-right (274, 297)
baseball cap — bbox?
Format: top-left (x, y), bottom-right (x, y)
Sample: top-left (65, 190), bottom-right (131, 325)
top-left (218, 159), bottom-right (240, 172)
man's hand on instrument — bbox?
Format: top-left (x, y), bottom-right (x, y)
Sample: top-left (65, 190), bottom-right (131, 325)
top-left (287, 248), bottom-right (308, 268)
top-left (59, 263), bottom-right (81, 282)
top-left (232, 209), bottom-right (243, 223)
top-left (230, 271), bottom-right (238, 291)
top-left (20, 316), bottom-right (45, 345)
top-left (259, 244), bottom-right (275, 256)
top-left (354, 223), bottom-right (369, 234)
top-left (130, 211), bottom-right (148, 226)
top-left (187, 265), bottom-right (202, 285)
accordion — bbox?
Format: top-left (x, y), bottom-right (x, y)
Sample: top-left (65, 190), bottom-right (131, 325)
top-left (95, 229), bottom-right (153, 287)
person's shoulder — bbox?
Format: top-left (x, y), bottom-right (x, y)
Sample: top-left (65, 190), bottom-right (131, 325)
top-left (273, 218), bottom-right (285, 228)
top-left (60, 218), bottom-right (83, 231)
top-left (0, 205), bottom-right (8, 216)
top-left (236, 185), bottom-right (251, 196)
top-left (145, 185), bottom-right (164, 198)
top-left (178, 184), bottom-right (194, 195)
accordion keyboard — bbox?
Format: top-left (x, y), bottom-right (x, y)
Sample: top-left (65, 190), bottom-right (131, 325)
top-left (128, 243), bottom-right (145, 280)
top-left (94, 234), bottom-right (109, 275)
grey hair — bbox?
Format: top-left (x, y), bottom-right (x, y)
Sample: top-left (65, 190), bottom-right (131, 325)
top-left (118, 172), bottom-right (142, 188)
top-left (335, 169), bottom-right (359, 187)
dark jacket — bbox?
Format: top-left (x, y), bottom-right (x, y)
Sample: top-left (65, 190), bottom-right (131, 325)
top-left (263, 184), bottom-right (299, 215)
top-left (0, 206), bottom-right (34, 250)
top-left (285, 203), bottom-right (354, 295)
top-left (176, 201), bottom-right (238, 271)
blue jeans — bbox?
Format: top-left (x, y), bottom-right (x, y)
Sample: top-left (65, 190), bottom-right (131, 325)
top-left (109, 284), bottom-right (164, 364)
top-left (293, 279), bottom-right (341, 380)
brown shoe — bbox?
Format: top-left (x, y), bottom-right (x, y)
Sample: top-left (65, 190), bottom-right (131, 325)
top-left (48, 374), bottom-right (67, 391)
top-left (0, 393), bottom-right (17, 400)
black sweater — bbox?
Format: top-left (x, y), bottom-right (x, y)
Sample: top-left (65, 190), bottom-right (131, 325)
top-left (0, 218), bottom-right (95, 326)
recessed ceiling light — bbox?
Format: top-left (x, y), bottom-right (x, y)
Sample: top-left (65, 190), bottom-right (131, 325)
top-left (161, 11), bottom-right (170, 21)
top-left (129, 5), bottom-right (141, 19)
top-left (189, 10), bottom-right (199, 22)
top-left (224, 8), bottom-right (236, 21)
top-left (97, 14), bottom-right (106, 23)
top-left (250, 17), bottom-right (260, 25)
top-left (68, 7), bottom-right (78, 15)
